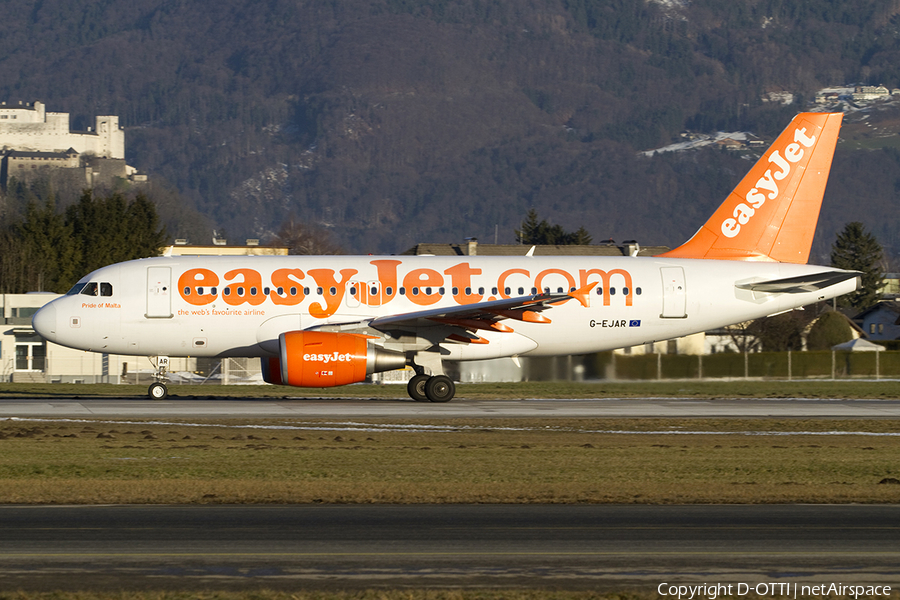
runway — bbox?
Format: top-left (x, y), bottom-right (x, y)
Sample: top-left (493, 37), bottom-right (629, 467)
top-left (2, 396), bottom-right (900, 418)
top-left (0, 504), bottom-right (898, 591)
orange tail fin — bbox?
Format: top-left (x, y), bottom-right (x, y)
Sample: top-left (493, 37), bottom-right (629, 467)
top-left (658, 112), bottom-right (843, 263)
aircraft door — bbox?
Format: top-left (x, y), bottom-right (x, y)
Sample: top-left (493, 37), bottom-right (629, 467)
top-left (146, 266), bottom-right (172, 318)
top-left (346, 281), bottom-right (361, 308)
top-left (660, 267), bottom-right (686, 318)
top-left (365, 280), bottom-right (382, 307)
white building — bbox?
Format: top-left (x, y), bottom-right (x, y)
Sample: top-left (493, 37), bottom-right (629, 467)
top-left (852, 85), bottom-right (891, 102)
top-left (0, 101), bottom-right (124, 159)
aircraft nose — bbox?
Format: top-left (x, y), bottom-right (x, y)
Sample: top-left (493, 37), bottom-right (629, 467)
top-left (32, 303), bottom-right (57, 342)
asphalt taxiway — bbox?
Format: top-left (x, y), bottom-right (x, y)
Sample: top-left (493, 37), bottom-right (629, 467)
top-left (2, 395), bottom-right (900, 418)
top-left (0, 504), bottom-right (897, 591)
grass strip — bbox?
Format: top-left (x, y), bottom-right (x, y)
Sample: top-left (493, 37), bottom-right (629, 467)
top-left (2, 418), bottom-right (900, 504)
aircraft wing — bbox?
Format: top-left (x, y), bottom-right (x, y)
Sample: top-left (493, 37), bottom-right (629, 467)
top-left (308, 288), bottom-right (590, 344)
top-left (368, 291), bottom-right (572, 331)
top-left (735, 271), bottom-right (860, 294)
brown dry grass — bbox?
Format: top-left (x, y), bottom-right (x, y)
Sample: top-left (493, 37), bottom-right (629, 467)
top-left (1, 418), bottom-right (899, 504)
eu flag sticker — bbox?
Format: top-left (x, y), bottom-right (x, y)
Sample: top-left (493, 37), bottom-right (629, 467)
top-left (629, 320), bottom-right (641, 327)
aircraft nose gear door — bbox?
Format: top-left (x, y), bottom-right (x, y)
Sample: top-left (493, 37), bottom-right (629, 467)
top-left (146, 267), bottom-right (172, 319)
top-left (660, 267), bottom-right (687, 319)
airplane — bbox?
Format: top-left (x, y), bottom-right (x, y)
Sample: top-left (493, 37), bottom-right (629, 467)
top-left (32, 112), bottom-right (858, 402)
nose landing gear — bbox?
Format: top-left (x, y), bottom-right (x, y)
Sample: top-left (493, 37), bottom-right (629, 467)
top-left (147, 356), bottom-right (170, 400)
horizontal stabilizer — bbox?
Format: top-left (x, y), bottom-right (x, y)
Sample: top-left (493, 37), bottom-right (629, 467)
top-left (735, 271), bottom-right (860, 294)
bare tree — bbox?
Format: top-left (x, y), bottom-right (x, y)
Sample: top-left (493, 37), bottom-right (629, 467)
top-left (272, 216), bottom-right (343, 255)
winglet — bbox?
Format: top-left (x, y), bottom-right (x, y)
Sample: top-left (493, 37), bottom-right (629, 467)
top-left (551, 281), bottom-right (595, 308)
top-left (657, 112), bottom-right (843, 264)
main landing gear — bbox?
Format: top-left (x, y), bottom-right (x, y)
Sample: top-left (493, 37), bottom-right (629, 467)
top-left (407, 374), bottom-right (455, 403)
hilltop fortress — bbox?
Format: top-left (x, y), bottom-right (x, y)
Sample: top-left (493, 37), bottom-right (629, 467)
top-left (0, 100), bottom-right (144, 187)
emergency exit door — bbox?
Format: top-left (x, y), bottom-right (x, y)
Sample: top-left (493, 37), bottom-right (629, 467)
top-left (660, 267), bottom-right (687, 319)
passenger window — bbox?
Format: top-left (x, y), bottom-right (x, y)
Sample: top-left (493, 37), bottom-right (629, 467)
top-left (100, 282), bottom-right (113, 296)
top-left (386, 286), bottom-right (393, 295)
top-left (636, 287), bottom-right (642, 295)
top-left (81, 282), bottom-right (98, 296)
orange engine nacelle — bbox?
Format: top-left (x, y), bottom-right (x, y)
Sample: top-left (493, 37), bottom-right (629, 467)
top-left (264, 331), bottom-right (406, 388)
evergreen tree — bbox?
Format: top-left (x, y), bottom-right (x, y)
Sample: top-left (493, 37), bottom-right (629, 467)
top-left (0, 190), bottom-right (168, 293)
top-left (570, 226), bottom-right (593, 245)
top-left (66, 190), bottom-right (169, 278)
top-left (515, 209), bottom-right (543, 245)
top-left (830, 221), bottom-right (884, 311)
top-left (16, 199), bottom-right (80, 293)
top-left (515, 210), bottom-right (592, 245)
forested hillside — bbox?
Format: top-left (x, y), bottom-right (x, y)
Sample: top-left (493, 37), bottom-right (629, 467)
top-left (2, 0), bottom-right (900, 258)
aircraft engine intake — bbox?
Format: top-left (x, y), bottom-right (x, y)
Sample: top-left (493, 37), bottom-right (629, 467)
top-left (272, 330), bottom-right (406, 387)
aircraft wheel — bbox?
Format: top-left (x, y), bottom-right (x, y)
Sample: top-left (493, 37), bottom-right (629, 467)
top-left (407, 374), bottom-right (430, 402)
top-left (148, 382), bottom-right (168, 400)
top-left (425, 375), bottom-right (455, 403)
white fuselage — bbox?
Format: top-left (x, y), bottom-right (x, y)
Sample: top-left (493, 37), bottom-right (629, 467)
top-left (33, 254), bottom-right (857, 360)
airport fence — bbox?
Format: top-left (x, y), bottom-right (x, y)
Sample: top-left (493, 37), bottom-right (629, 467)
top-left (589, 350), bottom-right (900, 381)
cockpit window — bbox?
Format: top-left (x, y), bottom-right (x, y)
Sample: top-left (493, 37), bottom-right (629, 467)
top-left (100, 282), bottom-right (113, 297)
top-left (66, 282), bottom-right (87, 296)
top-left (80, 282), bottom-right (99, 296)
